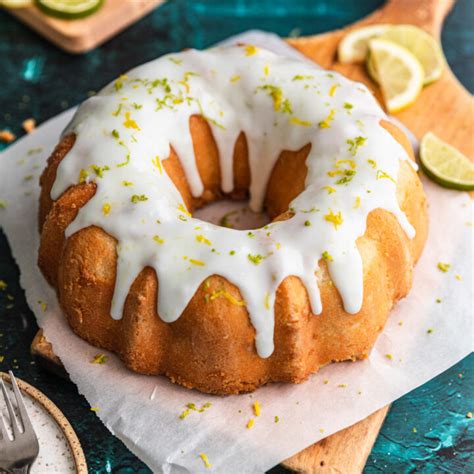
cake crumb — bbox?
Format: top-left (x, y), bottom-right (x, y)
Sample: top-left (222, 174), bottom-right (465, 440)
top-left (0, 130), bottom-right (15, 143)
top-left (22, 118), bottom-right (36, 133)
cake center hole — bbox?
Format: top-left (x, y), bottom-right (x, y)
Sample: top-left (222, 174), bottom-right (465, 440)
top-left (193, 199), bottom-right (271, 230)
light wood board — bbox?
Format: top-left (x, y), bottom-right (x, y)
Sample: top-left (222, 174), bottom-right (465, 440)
top-left (7, 0), bottom-right (164, 54)
top-left (29, 0), bottom-right (473, 472)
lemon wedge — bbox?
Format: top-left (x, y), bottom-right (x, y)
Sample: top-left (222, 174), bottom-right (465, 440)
top-left (338, 24), bottom-right (391, 63)
top-left (420, 132), bottom-right (474, 191)
top-left (369, 38), bottom-right (424, 113)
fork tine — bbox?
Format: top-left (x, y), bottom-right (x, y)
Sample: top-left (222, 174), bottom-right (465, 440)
top-left (8, 371), bottom-right (31, 433)
top-left (0, 413), bottom-right (9, 441)
top-left (0, 378), bottom-right (19, 438)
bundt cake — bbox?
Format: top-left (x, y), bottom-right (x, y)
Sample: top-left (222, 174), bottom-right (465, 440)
top-left (38, 44), bottom-right (428, 394)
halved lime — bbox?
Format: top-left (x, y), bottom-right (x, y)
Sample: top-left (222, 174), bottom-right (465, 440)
top-left (369, 38), bottom-right (424, 113)
top-left (377, 25), bottom-right (444, 85)
top-left (338, 24), bottom-right (391, 63)
top-left (420, 132), bottom-right (474, 191)
top-left (36, 0), bottom-right (103, 19)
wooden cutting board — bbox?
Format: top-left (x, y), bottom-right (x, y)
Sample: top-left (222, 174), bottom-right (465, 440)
top-left (30, 0), bottom-right (472, 472)
top-left (7, 0), bottom-right (164, 54)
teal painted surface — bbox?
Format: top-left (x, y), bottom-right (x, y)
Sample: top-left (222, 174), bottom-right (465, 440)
top-left (0, 1), bottom-right (472, 472)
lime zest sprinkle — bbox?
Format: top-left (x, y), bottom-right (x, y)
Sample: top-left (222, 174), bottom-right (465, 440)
top-left (385, 354), bottom-right (393, 360)
top-left (78, 168), bottom-right (89, 184)
top-left (344, 102), bottom-right (353, 110)
top-left (91, 164), bottom-right (110, 178)
top-left (427, 328), bottom-right (434, 334)
top-left (318, 109), bottom-right (335, 128)
top-left (247, 418), bottom-right (255, 429)
top-left (90, 407), bottom-right (100, 412)
top-left (112, 103), bottom-right (123, 117)
top-left (324, 209), bottom-right (343, 229)
top-left (0, 200), bottom-right (7, 210)
top-left (114, 74), bottom-right (128, 91)
top-left (455, 274), bottom-right (462, 281)
top-left (230, 75), bottom-right (241, 83)
top-left (304, 220), bottom-right (311, 227)
top-left (116, 153), bottom-right (130, 168)
top-left (219, 210), bottom-right (237, 228)
top-left (289, 116), bottom-right (312, 127)
top-left (347, 136), bottom-right (367, 155)
top-left (168, 57), bottom-right (183, 65)
top-left (37, 300), bottom-right (47, 312)
top-left (436, 298), bottom-right (442, 303)
top-left (274, 416), bottom-right (280, 423)
top-left (376, 170), bottom-right (396, 184)
top-left (122, 180), bottom-right (133, 186)
top-left (248, 254), bottom-right (265, 265)
top-left (264, 65), bottom-right (270, 76)
top-left (91, 353), bottom-right (108, 364)
top-left (112, 129), bottom-right (120, 139)
top-left (190, 259), bottom-right (205, 266)
top-left (253, 401), bottom-right (261, 417)
top-left (354, 196), bottom-right (361, 209)
top-left (322, 251), bottom-right (333, 262)
top-left (437, 262), bottom-right (450, 272)
top-left (292, 74), bottom-right (314, 81)
top-left (131, 194), bottom-right (148, 203)
top-left (368, 159), bottom-right (377, 169)
top-left (102, 203), bottom-right (111, 216)
top-left (153, 235), bottom-right (165, 245)
top-left (199, 453), bottom-right (212, 469)
top-left (196, 234), bottom-right (212, 246)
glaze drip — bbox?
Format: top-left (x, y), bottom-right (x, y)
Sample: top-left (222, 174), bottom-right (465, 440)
top-left (51, 45), bottom-right (415, 358)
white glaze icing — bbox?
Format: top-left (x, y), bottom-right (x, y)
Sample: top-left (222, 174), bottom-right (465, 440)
top-left (51, 45), bottom-right (415, 358)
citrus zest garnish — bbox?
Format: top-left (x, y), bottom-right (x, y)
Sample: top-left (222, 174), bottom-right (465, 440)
top-left (178, 203), bottom-right (191, 216)
top-left (153, 235), bottom-right (164, 245)
top-left (190, 259), bottom-right (205, 266)
top-left (123, 111), bottom-right (140, 130)
top-left (247, 419), bottom-right (254, 429)
top-left (152, 156), bottom-right (163, 174)
top-left (264, 292), bottom-right (270, 310)
top-left (253, 401), bottom-right (261, 417)
top-left (91, 353), bottom-right (108, 364)
top-left (289, 117), bottom-right (312, 126)
top-left (209, 289), bottom-right (246, 306)
top-left (196, 234), bottom-right (212, 246)
top-left (324, 209), bottom-right (343, 229)
top-left (244, 44), bottom-right (258, 56)
top-left (199, 453), bottom-right (212, 469)
top-left (437, 262), bottom-right (450, 272)
top-left (318, 109), bottom-right (335, 128)
top-left (102, 203), bottom-right (111, 215)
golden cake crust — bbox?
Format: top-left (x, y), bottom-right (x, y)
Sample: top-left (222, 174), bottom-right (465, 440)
top-left (38, 113), bottom-right (428, 394)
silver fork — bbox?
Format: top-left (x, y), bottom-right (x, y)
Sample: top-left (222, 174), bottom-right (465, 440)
top-left (0, 371), bottom-right (39, 473)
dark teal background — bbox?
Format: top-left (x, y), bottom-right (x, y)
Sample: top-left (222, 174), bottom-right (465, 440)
top-left (0, 1), bottom-right (473, 472)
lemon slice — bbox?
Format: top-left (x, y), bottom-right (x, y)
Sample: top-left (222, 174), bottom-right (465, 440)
top-left (36, 0), bottom-right (103, 19)
top-left (420, 132), bottom-right (474, 191)
top-left (377, 25), bottom-right (444, 85)
top-left (1, 0), bottom-right (33, 7)
top-left (338, 24), bottom-right (391, 63)
top-left (369, 38), bottom-right (424, 113)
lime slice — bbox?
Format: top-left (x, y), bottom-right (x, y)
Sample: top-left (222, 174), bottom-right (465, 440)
top-left (378, 25), bottom-right (444, 85)
top-left (36, 0), bottom-right (103, 19)
top-left (338, 24), bottom-right (391, 63)
top-left (369, 38), bottom-right (424, 113)
top-left (420, 132), bottom-right (474, 191)
top-left (1, 0), bottom-right (33, 7)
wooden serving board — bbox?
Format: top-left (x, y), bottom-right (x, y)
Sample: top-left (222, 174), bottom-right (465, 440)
top-left (30, 0), bottom-right (473, 472)
top-left (7, 0), bottom-right (164, 54)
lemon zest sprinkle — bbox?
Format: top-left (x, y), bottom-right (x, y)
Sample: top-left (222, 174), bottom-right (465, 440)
top-left (190, 259), bottom-right (205, 266)
top-left (230, 75), bottom-right (241, 83)
top-left (102, 203), bottom-right (111, 215)
top-left (244, 44), bottom-right (258, 56)
top-left (264, 292), bottom-right (270, 310)
top-left (209, 289), bottom-right (246, 306)
top-left (153, 235), bottom-right (165, 245)
top-left (289, 116), bottom-right (312, 126)
top-left (437, 262), bottom-right (450, 272)
top-left (354, 196), bottom-right (361, 209)
top-left (196, 234), bottom-right (212, 246)
top-left (123, 111), bottom-right (140, 130)
top-left (178, 203), bottom-right (192, 217)
top-left (199, 453), bottom-right (212, 469)
top-left (253, 401), bottom-right (261, 417)
top-left (247, 418), bottom-right (255, 429)
top-left (91, 353), bottom-right (108, 364)
top-left (324, 209), bottom-right (343, 229)
top-left (318, 109), bottom-right (335, 128)
top-left (152, 156), bottom-right (163, 174)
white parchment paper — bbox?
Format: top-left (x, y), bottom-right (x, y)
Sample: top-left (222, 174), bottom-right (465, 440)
top-left (0, 32), bottom-right (472, 474)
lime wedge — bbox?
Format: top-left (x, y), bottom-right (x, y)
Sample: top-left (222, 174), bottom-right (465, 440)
top-left (369, 38), bottom-right (424, 113)
top-left (36, 0), bottom-right (103, 19)
top-left (420, 132), bottom-right (474, 191)
top-left (378, 25), bottom-right (444, 85)
top-left (338, 24), bottom-right (391, 63)
top-left (1, 0), bottom-right (33, 7)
